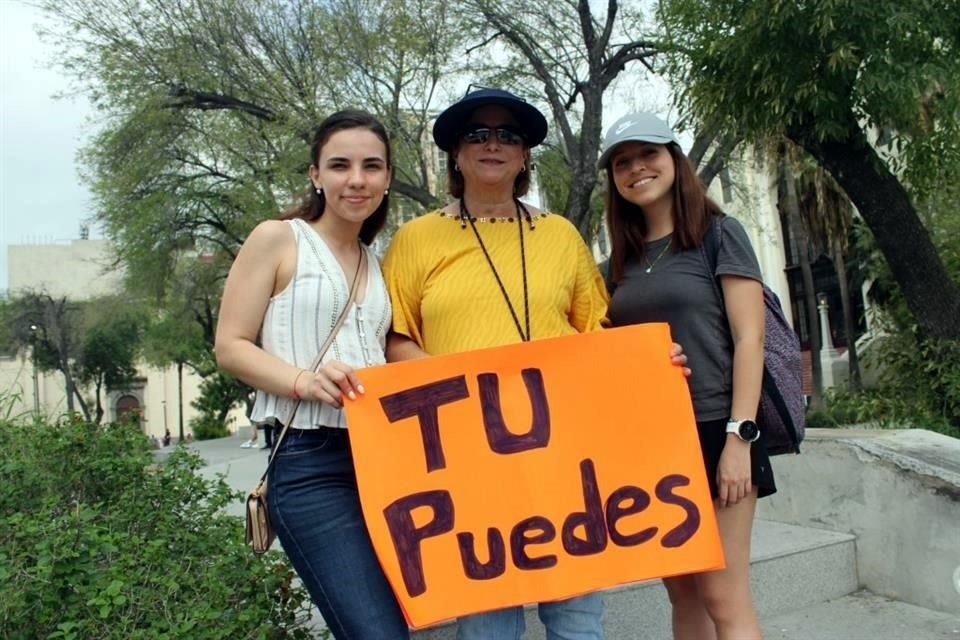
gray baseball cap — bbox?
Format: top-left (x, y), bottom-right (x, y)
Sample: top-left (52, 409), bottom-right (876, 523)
top-left (597, 112), bottom-right (679, 169)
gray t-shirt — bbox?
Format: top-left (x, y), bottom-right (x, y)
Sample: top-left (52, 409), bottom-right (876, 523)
top-left (607, 216), bottom-right (762, 421)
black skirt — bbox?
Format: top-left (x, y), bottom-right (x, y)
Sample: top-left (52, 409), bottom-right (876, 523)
top-left (696, 417), bottom-right (777, 499)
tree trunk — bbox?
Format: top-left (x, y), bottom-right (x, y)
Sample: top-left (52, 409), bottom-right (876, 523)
top-left (390, 179), bottom-right (440, 209)
top-left (831, 235), bottom-right (862, 392)
top-left (63, 367), bottom-right (76, 414)
top-left (70, 379), bottom-right (91, 422)
top-left (781, 157), bottom-right (824, 410)
top-left (566, 164), bottom-right (598, 240)
top-left (94, 378), bottom-right (104, 425)
top-left (697, 132), bottom-right (741, 189)
top-left (564, 85), bottom-right (604, 242)
top-left (62, 357), bottom-right (90, 421)
top-left (787, 116), bottom-right (960, 339)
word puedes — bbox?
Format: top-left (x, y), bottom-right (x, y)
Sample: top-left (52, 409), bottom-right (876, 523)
top-left (377, 368), bottom-right (701, 598)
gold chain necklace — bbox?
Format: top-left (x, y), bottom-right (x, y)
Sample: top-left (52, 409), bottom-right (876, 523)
top-left (644, 239), bottom-right (672, 273)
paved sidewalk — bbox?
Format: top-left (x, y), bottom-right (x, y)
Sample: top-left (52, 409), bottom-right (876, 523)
top-left (762, 591), bottom-right (960, 640)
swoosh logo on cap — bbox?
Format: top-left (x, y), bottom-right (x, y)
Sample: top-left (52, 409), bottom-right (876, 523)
top-left (614, 121), bottom-right (633, 135)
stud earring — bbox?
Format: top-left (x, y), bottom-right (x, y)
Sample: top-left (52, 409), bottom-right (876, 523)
top-left (315, 186), bottom-right (322, 195)
top-left (384, 188), bottom-right (390, 195)
top-left (454, 162), bottom-right (460, 172)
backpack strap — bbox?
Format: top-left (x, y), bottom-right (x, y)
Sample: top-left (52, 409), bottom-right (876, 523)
top-left (598, 258), bottom-right (615, 296)
top-left (701, 214), bottom-right (727, 306)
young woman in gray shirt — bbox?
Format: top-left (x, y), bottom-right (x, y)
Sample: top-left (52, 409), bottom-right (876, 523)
top-left (599, 112), bottom-right (775, 640)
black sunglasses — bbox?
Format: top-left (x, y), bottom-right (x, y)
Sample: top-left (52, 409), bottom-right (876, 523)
top-left (461, 126), bottom-right (527, 146)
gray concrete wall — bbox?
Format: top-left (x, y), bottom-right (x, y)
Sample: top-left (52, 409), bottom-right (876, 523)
top-left (759, 428), bottom-right (960, 616)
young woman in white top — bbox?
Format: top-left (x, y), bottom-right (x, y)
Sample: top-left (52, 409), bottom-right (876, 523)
top-left (215, 110), bottom-right (409, 639)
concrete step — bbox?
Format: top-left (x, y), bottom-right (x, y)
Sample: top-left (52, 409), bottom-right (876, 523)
top-left (415, 519), bottom-right (858, 639)
top-left (762, 590), bottom-right (960, 640)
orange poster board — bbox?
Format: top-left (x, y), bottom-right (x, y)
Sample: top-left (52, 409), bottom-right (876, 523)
top-left (345, 323), bottom-right (723, 628)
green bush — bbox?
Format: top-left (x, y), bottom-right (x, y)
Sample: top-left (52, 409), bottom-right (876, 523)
top-left (819, 387), bottom-right (905, 427)
top-left (189, 414), bottom-right (231, 441)
top-left (870, 335), bottom-right (960, 436)
top-left (190, 367), bottom-right (250, 439)
top-left (0, 416), bottom-right (312, 640)
top-left (818, 385), bottom-right (960, 438)
top-left (804, 410), bottom-right (837, 429)
top-left (851, 210), bottom-right (960, 439)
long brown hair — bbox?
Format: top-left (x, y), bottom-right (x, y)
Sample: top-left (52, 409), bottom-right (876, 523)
top-left (604, 143), bottom-right (723, 285)
top-left (281, 110), bottom-right (392, 245)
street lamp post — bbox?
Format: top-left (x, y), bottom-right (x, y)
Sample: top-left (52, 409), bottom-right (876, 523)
top-left (177, 360), bottom-right (185, 443)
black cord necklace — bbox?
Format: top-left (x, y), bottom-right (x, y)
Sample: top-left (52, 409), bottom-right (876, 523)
top-left (460, 198), bottom-right (531, 342)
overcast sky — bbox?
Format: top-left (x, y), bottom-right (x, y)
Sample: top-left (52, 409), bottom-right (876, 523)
top-left (0, 0), bottom-right (99, 294)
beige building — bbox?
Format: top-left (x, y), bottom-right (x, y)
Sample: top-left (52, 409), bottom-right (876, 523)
top-left (705, 150), bottom-right (793, 322)
top-left (2, 236), bottom-right (225, 442)
top-left (7, 237), bottom-right (122, 299)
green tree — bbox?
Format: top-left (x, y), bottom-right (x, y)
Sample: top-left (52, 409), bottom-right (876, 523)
top-left (658, 0), bottom-right (960, 338)
top-left (42, 0), bottom-right (458, 297)
top-left (2, 292), bottom-right (145, 423)
top-left (189, 354), bottom-right (250, 440)
top-left (141, 308), bottom-right (207, 442)
top-left (3, 292), bottom-right (87, 417)
top-left (38, 0), bottom-right (464, 429)
top-left (138, 255), bottom-right (250, 441)
top-left (75, 299), bottom-right (145, 424)
top-left (796, 162), bottom-right (863, 392)
top-left (535, 140), bottom-right (606, 237)
top-left (854, 155), bottom-right (960, 428)
top-left (0, 296), bottom-right (17, 358)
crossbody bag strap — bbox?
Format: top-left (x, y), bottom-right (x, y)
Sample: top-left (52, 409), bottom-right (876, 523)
top-left (258, 245), bottom-right (367, 482)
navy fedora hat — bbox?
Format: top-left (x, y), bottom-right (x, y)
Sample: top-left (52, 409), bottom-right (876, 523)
top-left (432, 86), bottom-right (548, 152)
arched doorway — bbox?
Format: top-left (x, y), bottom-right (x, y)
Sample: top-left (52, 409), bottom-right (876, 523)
top-left (115, 394), bottom-right (142, 429)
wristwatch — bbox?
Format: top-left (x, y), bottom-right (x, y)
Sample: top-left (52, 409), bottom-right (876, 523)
top-left (726, 419), bottom-right (760, 443)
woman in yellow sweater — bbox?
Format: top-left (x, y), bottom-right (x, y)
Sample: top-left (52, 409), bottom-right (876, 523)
top-left (383, 87), bottom-right (685, 640)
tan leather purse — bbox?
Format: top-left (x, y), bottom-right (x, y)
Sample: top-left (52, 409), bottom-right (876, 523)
top-left (245, 247), bottom-right (366, 554)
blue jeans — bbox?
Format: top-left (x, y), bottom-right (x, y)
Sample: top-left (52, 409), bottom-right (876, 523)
top-left (456, 593), bottom-right (604, 640)
top-left (268, 427), bottom-right (409, 640)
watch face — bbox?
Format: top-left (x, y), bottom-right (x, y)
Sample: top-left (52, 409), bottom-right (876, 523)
top-left (739, 420), bottom-right (760, 442)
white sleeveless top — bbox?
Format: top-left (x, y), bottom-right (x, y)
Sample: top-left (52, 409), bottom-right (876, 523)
top-left (250, 218), bottom-right (391, 429)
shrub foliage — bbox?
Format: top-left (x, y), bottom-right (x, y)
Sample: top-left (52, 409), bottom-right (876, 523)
top-left (0, 416), bottom-right (312, 639)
